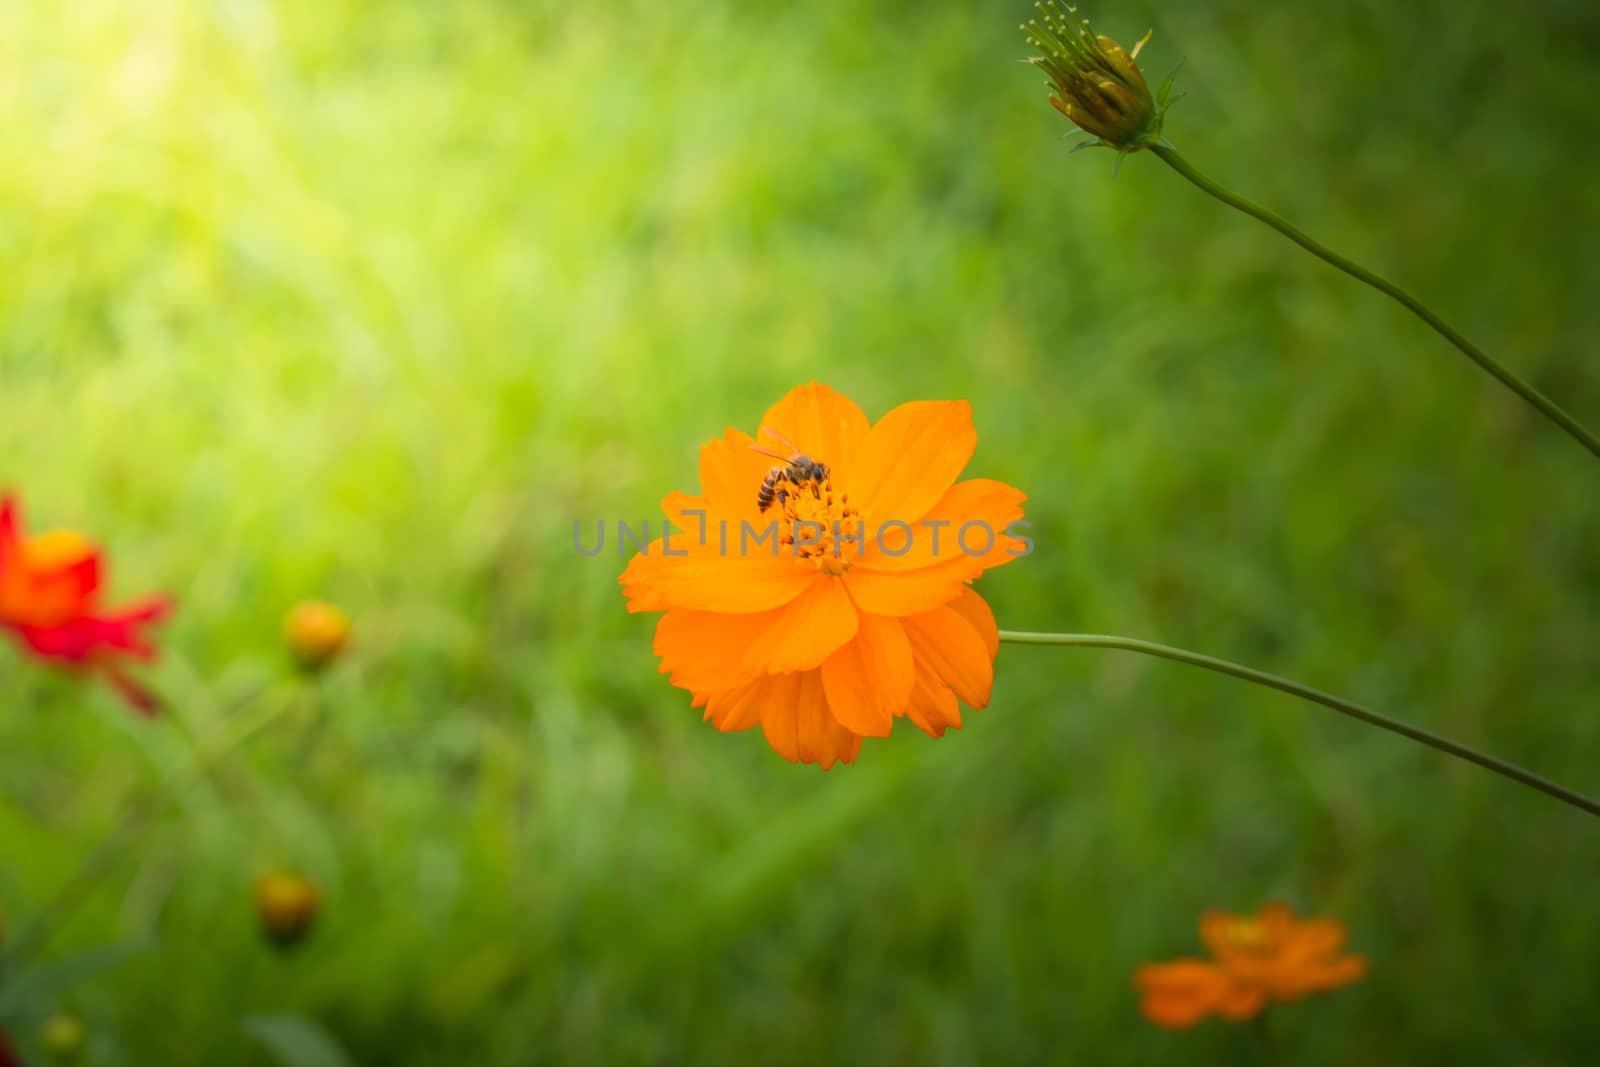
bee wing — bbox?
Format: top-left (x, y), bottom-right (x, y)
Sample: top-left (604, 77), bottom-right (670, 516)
top-left (747, 443), bottom-right (792, 464)
top-left (760, 426), bottom-right (802, 457)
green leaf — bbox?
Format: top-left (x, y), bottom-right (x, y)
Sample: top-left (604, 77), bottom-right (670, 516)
top-left (241, 1015), bottom-right (352, 1067)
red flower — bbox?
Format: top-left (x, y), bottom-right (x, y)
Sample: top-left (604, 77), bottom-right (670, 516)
top-left (0, 493), bottom-right (172, 713)
top-left (0, 1028), bottom-right (20, 1067)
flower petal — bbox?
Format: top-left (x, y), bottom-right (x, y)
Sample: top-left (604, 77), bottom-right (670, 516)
top-left (660, 492), bottom-right (718, 541)
top-left (796, 670), bottom-right (862, 769)
top-left (1135, 960), bottom-right (1236, 1030)
top-left (15, 597), bottom-right (172, 664)
top-left (946, 587), bottom-right (999, 659)
top-left (757, 672), bottom-right (802, 762)
top-left (904, 658), bottom-right (963, 738)
top-left (0, 494), bottom-right (17, 544)
top-left (1215, 984), bottom-right (1268, 1021)
top-left (819, 613), bottom-right (912, 737)
top-left (741, 576), bottom-right (858, 674)
top-left (621, 540), bottom-right (819, 613)
top-left (702, 678), bottom-right (766, 732)
top-left (846, 400), bottom-right (975, 526)
top-left (698, 429), bottom-right (775, 523)
top-left (758, 382), bottom-right (872, 484)
top-left (1298, 954), bottom-right (1368, 995)
top-left (33, 552), bottom-right (102, 602)
top-left (1257, 903), bottom-right (1298, 939)
top-left (0, 494), bottom-right (22, 591)
top-left (1284, 917), bottom-right (1349, 960)
top-left (840, 561), bottom-right (970, 617)
top-left (758, 670), bottom-right (863, 769)
top-left (856, 478), bottom-right (1027, 573)
top-left (655, 610), bottom-right (774, 693)
top-left (903, 602), bottom-right (994, 709)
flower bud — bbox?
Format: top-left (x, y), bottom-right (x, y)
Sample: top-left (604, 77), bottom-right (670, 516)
top-left (284, 601), bottom-right (350, 673)
top-left (40, 1013), bottom-right (87, 1062)
top-left (253, 871), bottom-right (321, 949)
top-left (1021, 2), bottom-right (1172, 152)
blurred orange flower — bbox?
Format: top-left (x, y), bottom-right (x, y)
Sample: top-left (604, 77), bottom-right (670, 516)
top-left (621, 383), bottom-right (1028, 768)
top-left (1136, 903), bottom-right (1367, 1029)
top-left (0, 493), bottom-right (172, 714)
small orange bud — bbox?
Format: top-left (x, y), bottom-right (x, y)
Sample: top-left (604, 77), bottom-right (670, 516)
top-left (253, 871), bottom-right (321, 949)
top-left (283, 601), bottom-right (350, 673)
top-left (40, 1013), bottom-right (87, 1062)
top-left (1022, 3), bottom-right (1174, 153)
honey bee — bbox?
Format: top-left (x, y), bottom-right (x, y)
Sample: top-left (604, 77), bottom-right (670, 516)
top-left (749, 428), bottom-right (829, 512)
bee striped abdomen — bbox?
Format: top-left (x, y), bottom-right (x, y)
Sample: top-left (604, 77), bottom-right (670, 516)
top-left (756, 468), bottom-right (784, 512)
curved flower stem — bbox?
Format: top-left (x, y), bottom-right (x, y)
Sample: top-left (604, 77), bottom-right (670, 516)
top-left (998, 630), bottom-right (1600, 818)
top-left (1148, 143), bottom-right (1600, 462)
top-left (7, 686), bottom-right (293, 963)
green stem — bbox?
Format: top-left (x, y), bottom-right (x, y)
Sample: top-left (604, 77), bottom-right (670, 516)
top-left (7, 688), bottom-right (294, 962)
top-left (1149, 143), bottom-right (1600, 462)
top-left (999, 630), bottom-right (1600, 818)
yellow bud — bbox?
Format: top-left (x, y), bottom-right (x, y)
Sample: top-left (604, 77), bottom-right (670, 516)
top-left (284, 601), bottom-right (350, 673)
top-left (40, 1013), bottom-right (86, 1061)
top-left (253, 871), bottom-right (321, 949)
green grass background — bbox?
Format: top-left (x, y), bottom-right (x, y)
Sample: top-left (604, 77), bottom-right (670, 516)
top-left (2, 0), bottom-right (1598, 1062)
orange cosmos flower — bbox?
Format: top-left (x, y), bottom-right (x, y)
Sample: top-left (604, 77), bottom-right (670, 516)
top-left (0, 493), bottom-right (173, 714)
top-left (620, 383), bottom-right (1028, 768)
top-left (1136, 903), bottom-right (1368, 1029)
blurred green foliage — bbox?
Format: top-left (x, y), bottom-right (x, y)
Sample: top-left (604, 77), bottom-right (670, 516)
top-left (2, 0), bottom-right (1598, 1063)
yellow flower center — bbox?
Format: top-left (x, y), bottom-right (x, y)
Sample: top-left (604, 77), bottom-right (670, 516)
top-left (773, 473), bottom-right (860, 575)
top-left (0, 530), bottom-right (96, 627)
top-left (1217, 918), bottom-right (1273, 953)
top-left (26, 530), bottom-right (95, 570)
